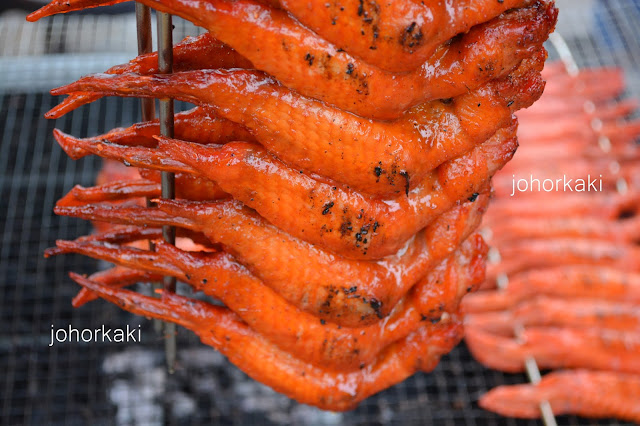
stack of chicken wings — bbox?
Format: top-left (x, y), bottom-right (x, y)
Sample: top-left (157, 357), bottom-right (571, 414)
top-left (31, 0), bottom-right (556, 410)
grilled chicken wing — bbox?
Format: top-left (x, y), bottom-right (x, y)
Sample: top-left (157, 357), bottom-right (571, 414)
top-left (72, 270), bottom-right (464, 411)
top-left (54, 125), bottom-right (516, 259)
top-left (38, 0), bottom-right (557, 119)
top-left (53, 54), bottom-right (543, 196)
top-left (48, 234), bottom-right (484, 370)
top-left (47, 33), bottom-right (252, 118)
top-left (54, 191), bottom-right (488, 325)
top-left (274, 0), bottom-right (535, 73)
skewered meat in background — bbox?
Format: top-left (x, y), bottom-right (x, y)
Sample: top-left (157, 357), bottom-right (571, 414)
top-left (29, 0), bottom-right (557, 119)
top-left (480, 370), bottom-right (640, 423)
top-left (463, 62), bottom-right (640, 422)
top-left (31, 0), bottom-right (557, 410)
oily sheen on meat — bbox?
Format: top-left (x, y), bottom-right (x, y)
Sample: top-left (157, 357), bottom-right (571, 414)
top-left (34, 0), bottom-right (557, 410)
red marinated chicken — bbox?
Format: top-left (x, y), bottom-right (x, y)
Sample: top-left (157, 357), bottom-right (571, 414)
top-left (33, 0), bottom-right (557, 410)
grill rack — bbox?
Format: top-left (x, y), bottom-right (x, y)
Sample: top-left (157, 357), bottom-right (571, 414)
top-left (1, 1), bottom-right (639, 424)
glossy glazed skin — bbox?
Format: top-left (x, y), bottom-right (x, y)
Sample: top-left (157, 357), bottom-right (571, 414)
top-left (32, 0), bottom-right (534, 73)
top-left (75, 266), bottom-right (161, 308)
top-left (35, 0), bottom-right (557, 119)
top-left (63, 60), bottom-right (632, 174)
top-left (48, 235), bottom-right (484, 371)
top-left (274, 0), bottom-right (534, 73)
top-left (58, 107), bottom-right (255, 159)
top-left (54, 190), bottom-right (489, 325)
top-left (71, 179), bottom-right (162, 201)
top-left (47, 33), bottom-right (252, 118)
top-left (71, 270), bottom-right (465, 411)
top-left (68, 175), bottom-right (228, 202)
top-left (53, 53), bottom-right (544, 196)
top-left (54, 125), bottom-right (516, 259)
top-left (57, 105), bottom-right (251, 201)
top-left (465, 326), bottom-right (640, 374)
top-left (46, 223), bottom-right (220, 259)
top-left (27, 0), bottom-right (127, 20)
top-left (30, 0), bottom-right (560, 411)
top-left (72, 261), bottom-right (161, 308)
top-left (462, 266), bottom-right (640, 313)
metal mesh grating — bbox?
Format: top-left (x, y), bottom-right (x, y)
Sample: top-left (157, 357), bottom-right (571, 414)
top-left (0, 1), bottom-right (638, 425)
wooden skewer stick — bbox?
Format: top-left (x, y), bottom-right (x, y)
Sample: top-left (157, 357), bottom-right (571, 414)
top-left (495, 272), bottom-right (558, 426)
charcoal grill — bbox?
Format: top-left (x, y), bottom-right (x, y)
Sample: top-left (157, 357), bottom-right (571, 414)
top-left (1, 1), bottom-right (639, 424)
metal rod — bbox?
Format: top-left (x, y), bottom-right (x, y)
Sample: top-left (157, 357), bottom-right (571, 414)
top-left (135, 2), bottom-right (163, 333)
top-left (157, 9), bottom-right (177, 373)
top-left (135, 4), bottom-right (155, 122)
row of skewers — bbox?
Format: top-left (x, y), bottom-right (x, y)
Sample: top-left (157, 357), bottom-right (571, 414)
top-left (462, 63), bottom-right (640, 423)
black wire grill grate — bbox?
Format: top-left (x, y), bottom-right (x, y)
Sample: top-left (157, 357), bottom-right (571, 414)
top-left (0, 1), bottom-right (638, 425)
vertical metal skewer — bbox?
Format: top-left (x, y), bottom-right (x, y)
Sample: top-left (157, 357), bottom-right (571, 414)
top-left (135, 3), bottom-right (163, 333)
top-left (157, 10), bottom-right (177, 373)
top-left (135, 4), bottom-right (155, 122)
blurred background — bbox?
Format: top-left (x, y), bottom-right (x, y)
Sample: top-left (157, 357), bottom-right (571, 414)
top-left (0, 1), bottom-right (638, 425)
